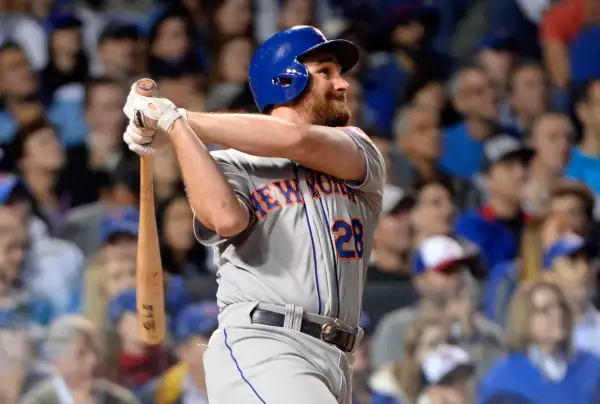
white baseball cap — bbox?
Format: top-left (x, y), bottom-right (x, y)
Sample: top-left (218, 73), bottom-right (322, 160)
top-left (382, 184), bottom-right (415, 215)
top-left (421, 344), bottom-right (474, 385)
top-left (412, 235), bottom-right (476, 275)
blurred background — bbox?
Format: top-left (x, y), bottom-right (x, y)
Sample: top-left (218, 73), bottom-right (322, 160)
top-left (2, 0), bottom-right (600, 403)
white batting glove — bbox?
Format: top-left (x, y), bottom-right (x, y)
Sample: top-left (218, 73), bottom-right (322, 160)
top-left (123, 83), bottom-right (184, 134)
top-left (123, 122), bottom-right (158, 155)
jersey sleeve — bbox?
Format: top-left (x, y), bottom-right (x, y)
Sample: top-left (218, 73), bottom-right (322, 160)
top-left (339, 126), bottom-right (386, 196)
top-left (192, 151), bottom-right (256, 247)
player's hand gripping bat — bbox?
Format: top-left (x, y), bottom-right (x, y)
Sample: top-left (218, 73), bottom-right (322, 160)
top-left (133, 78), bottom-right (165, 345)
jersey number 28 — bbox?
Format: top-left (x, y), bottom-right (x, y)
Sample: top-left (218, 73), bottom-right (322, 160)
top-left (331, 218), bottom-right (364, 260)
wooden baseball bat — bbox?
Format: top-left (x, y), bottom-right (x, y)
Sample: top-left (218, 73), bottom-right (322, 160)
top-left (134, 78), bottom-right (165, 345)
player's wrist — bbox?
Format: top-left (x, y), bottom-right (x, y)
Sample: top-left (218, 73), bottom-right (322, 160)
top-left (157, 105), bottom-right (184, 134)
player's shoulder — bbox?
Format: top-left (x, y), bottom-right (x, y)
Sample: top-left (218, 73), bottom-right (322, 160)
top-left (337, 125), bottom-right (370, 140)
top-left (209, 148), bottom-right (290, 169)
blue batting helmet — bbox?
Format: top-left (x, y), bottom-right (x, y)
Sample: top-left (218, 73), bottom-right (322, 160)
top-left (249, 26), bottom-right (359, 112)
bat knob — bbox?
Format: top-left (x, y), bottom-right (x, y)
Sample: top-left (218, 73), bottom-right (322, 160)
top-left (136, 78), bottom-right (158, 97)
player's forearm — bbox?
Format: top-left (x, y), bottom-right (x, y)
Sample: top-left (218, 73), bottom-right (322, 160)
top-left (186, 112), bottom-right (306, 159)
top-left (168, 119), bottom-right (248, 236)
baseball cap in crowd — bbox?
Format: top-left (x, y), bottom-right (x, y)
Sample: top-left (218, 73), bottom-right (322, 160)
top-left (482, 135), bottom-right (534, 172)
top-left (98, 21), bottom-right (140, 45)
top-left (108, 289), bottom-right (137, 324)
top-left (100, 206), bottom-right (139, 243)
top-left (412, 235), bottom-right (476, 275)
top-left (165, 275), bottom-right (193, 319)
top-left (421, 344), bottom-right (475, 385)
top-left (543, 235), bottom-right (595, 269)
top-left (382, 185), bottom-right (416, 215)
top-left (174, 301), bottom-right (220, 343)
top-left (477, 30), bottom-right (518, 52)
top-left (0, 174), bottom-right (28, 205)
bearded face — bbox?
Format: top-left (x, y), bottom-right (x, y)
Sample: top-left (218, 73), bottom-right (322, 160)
top-left (292, 51), bottom-right (352, 127)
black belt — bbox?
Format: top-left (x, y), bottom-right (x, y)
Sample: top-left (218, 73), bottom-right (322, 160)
top-left (250, 308), bottom-right (357, 352)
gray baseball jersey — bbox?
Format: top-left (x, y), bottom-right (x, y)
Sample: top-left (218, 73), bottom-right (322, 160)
top-left (193, 126), bottom-right (385, 326)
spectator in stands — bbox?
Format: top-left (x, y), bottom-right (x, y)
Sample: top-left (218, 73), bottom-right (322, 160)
top-left (152, 146), bottom-right (182, 204)
top-left (40, 15), bottom-right (89, 106)
top-left (370, 318), bottom-right (450, 404)
top-left (93, 22), bottom-right (140, 84)
top-left (205, 36), bottom-right (254, 112)
top-left (0, 42), bottom-right (44, 143)
top-left (57, 159), bottom-right (139, 257)
top-left (541, 0), bottom-right (600, 108)
top-left (106, 290), bottom-right (172, 394)
top-left (0, 328), bottom-right (40, 402)
top-left (523, 112), bottom-right (573, 216)
top-left (417, 344), bottom-right (476, 404)
top-left (409, 176), bottom-right (455, 245)
top-left (479, 280), bottom-right (600, 404)
top-left (499, 61), bottom-right (548, 138)
top-left (61, 78), bottom-right (125, 205)
top-left (0, 207), bottom-right (54, 330)
top-left (439, 66), bottom-right (498, 179)
top-left (0, 174), bottom-right (84, 316)
top-left (363, 185), bottom-right (418, 326)
top-left (139, 301), bottom-right (218, 404)
top-left (205, 0), bottom-right (253, 47)
top-left (277, 0), bottom-right (316, 30)
top-left (7, 118), bottom-right (70, 228)
top-left (392, 105), bottom-right (478, 210)
top-left (456, 135), bottom-right (532, 269)
top-left (548, 180), bottom-right (596, 238)
top-left (543, 235), bottom-right (600, 357)
top-left (82, 207), bottom-right (138, 327)
top-left (158, 190), bottom-right (210, 278)
top-left (484, 212), bottom-right (570, 325)
top-left (21, 315), bottom-right (138, 404)
top-left (4, 0), bottom-right (54, 72)
top-left (567, 78), bottom-right (600, 194)
top-left (475, 32), bottom-right (518, 99)
top-left (147, 10), bottom-right (205, 80)
top-left (371, 236), bottom-right (503, 380)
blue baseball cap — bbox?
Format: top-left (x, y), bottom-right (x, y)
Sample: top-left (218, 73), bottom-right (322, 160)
top-left (543, 235), bottom-right (593, 269)
top-left (107, 289), bottom-right (137, 323)
top-left (412, 236), bottom-right (476, 275)
top-left (478, 30), bottom-right (517, 52)
top-left (0, 174), bottom-right (26, 205)
top-left (174, 301), bottom-right (219, 343)
top-left (100, 207), bottom-right (139, 242)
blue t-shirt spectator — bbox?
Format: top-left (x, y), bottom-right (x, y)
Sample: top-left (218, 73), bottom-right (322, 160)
top-left (438, 122), bottom-right (486, 179)
top-left (479, 351), bottom-right (600, 404)
top-left (565, 147), bottom-right (600, 194)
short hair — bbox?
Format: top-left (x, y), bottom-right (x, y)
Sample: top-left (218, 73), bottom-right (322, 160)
top-left (507, 60), bottom-right (544, 94)
top-left (445, 64), bottom-right (485, 100)
top-left (83, 77), bottom-right (122, 110)
top-left (42, 315), bottom-right (101, 361)
top-left (506, 280), bottom-right (573, 353)
top-left (411, 173), bottom-right (456, 199)
top-left (550, 179), bottom-right (595, 215)
top-left (110, 158), bottom-right (140, 197)
top-left (7, 118), bottom-right (57, 163)
top-left (574, 77), bottom-right (600, 105)
top-left (0, 41), bottom-right (23, 56)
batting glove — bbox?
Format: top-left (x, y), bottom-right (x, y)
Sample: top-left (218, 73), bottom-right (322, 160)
top-left (123, 83), bottom-right (184, 134)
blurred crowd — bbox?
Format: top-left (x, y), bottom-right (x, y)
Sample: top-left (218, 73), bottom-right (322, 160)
top-left (2, 0), bottom-right (600, 403)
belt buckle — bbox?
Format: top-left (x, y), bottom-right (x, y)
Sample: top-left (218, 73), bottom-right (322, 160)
top-left (321, 320), bottom-right (356, 352)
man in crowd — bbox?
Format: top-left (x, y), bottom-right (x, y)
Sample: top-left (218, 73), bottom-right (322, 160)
top-left (363, 185), bottom-right (418, 327)
top-left (371, 235), bottom-right (503, 383)
top-left (439, 66), bottom-right (498, 179)
top-left (456, 135), bottom-right (532, 269)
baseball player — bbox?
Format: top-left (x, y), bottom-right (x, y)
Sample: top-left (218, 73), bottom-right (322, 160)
top-left (122, 26), bottom-right (385, 404)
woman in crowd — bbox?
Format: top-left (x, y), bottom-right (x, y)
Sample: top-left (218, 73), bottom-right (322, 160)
top-left (21, 315), bottom-right (139, 404)
top-left (158, 190), bottom-right (210, 278)
top-left (370, 318), bottom-right (450, 404)
top-left (479, 280), bottom-right (600, 403)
